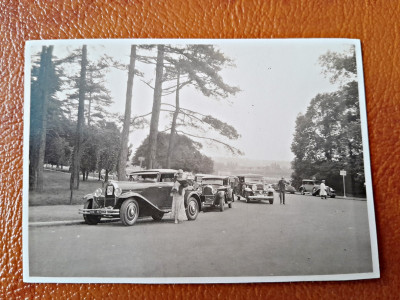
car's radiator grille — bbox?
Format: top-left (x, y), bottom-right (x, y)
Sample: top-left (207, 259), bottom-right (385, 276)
top-left (257, 184), bottom-right (264, 190)
top-left (203, 186), bottom-right (214, 196)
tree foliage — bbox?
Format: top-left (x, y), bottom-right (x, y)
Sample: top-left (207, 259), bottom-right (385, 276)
top-left (291, 47), bottom-right (364, 195)
top-left (132, 132), bottom-right (214, 174)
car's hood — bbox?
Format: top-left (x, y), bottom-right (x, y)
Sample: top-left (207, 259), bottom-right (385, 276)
top-left (108, 181), bottom-right (173, 191)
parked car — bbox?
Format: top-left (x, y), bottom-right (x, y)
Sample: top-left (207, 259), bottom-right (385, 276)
top-left (285, 184), bottom-right (296, 194)
top-left (198, 175), bottom-right (237, 211)
top-left (312, 186), bottom-right (336, 198)
top-left (236, 174), bottom-right (274, 204)
top-left (79, 169), bottom-right (201, 226)
top-left (298, 179), bottom-right (320, 195)
top-left (299, 179), bottom-right (336, 198)
top-left (272, 183), bottom-right (296, 194)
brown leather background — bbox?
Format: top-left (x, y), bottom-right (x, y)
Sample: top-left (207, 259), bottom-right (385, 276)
top-left (1, 0), bottom-right (399, 298)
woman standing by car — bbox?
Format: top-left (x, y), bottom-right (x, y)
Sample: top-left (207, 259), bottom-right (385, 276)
top-left (320, 180), bottom-right (327, 199)
top-left (171, 169), bottom-right (188, 224)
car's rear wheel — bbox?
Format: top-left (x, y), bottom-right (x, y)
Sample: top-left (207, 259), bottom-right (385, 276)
top-left (83, 200), bottom-right (101, 225)
top-left (186, 197), bottom-right (199, 220)
top-left (120, 199), bottom-right (139, 226)
top-left (300, 188), bottom-right (305, 195)
top-left (269, 199), bottom-right (273, 204)
top-left (151, 212), bottom-right (164, 221)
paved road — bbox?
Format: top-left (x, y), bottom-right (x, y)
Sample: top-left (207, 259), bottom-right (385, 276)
top-left (29, 193), bottom-right (373, 278)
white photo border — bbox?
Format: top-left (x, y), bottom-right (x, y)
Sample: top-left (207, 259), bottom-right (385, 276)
top-left (23, 38), bottom-right (380, 284)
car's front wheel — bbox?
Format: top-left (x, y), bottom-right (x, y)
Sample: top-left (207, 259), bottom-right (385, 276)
top-left (120, 199), bottom-right (139, 226)
top-left (220, 197), bottom-right (225, 212)
top-left (186, 197), bottom-right (199, 220)
top-left (83, 200), bottom-right (101, 225)
top-left (269, 199), bottom-right (273, 204)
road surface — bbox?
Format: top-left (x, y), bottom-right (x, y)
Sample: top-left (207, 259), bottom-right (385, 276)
top-left (29, 193), bottom-right (373, 278)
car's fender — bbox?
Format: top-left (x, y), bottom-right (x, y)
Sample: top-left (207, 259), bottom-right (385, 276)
top-left (244, 187), bottom-right (253, 193)
top-left (185, 190), bottom-right (202, 210)
top-left (216, 191), bottom-right (225, 202)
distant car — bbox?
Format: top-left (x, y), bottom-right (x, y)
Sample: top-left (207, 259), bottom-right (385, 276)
top-left (298, 179), bottom-right (320, 195)
top-left (198, 175), bottom-right (236, 211)
top-left (236, 174), bottom-right (274, 204)
top-left (272, 183), bottom-right (296, 194)
top-left (285, 184), bottom-right (296, 194)
top-left (79, 169), bottom-right (201, 226)
top-left (312, 186), bottom-right (336, 198)
top-left (299, 179), bottom-right (336, 198)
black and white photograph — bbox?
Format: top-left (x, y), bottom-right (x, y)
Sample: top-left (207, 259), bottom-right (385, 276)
top-left (23, 39), bottom-right (379, 283)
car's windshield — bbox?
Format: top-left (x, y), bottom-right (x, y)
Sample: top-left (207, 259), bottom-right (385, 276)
top-left (245, 177), bottom-right (263, 183)
top-left (130, 173), bottom-right (158, 182)
top-left (202, 179), bottom-right (224, 185)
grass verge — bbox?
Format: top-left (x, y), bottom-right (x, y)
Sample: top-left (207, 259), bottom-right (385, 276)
top-left (29, 170), bottom-right (103, 206)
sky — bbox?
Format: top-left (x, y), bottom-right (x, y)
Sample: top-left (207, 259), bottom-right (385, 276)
top-left (29, 39), bottom-right (356, 162)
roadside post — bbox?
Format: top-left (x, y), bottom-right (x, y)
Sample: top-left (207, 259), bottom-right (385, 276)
top-left (340, 170), bottom-right (347, 198)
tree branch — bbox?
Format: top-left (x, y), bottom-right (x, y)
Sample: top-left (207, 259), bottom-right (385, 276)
top-left (176, 130), bottom-right (244, 155)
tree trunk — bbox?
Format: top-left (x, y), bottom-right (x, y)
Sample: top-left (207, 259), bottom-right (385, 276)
top-left (36, 46), bottom-right (54, 192)
top-left (105, 169), bottom-right (109, 183)
top-left (166, 68), bottom-right (180, 168)
top-left (70, 45), bottom-right (88, 200)
top-left (147, 45), bottom-right (164, 169)
top-left (118, 45), bottom-right (136, 181)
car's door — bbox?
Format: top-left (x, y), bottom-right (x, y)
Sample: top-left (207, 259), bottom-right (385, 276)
top-left (139, 182), bottom-right (173, 209)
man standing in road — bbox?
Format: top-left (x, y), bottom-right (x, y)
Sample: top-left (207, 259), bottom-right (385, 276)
top-left (278, 177), bottom-right (287, 205)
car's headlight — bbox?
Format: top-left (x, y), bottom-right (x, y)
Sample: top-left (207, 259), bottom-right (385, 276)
top-left (94, 188), bottom-right (102, 197)
top-left (114, 187), bottom-right (122, 197)
top-left (252, 184), bottom-right (257, 191)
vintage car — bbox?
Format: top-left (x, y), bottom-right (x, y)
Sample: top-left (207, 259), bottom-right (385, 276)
top-left (298, 179), bottom-right (320, 195)
top-left (79, 169), bottom-right (201, 226)
top-left (312, 186), bottom-right (336, 198)
top-left (299, 179), bottom-right (336, 198)
top-left (198, 175), bottom-right (236, 211)
top-left (236, 174), bottom-right (274, 204)
top-left (272, 183), bottom-right (296, 194)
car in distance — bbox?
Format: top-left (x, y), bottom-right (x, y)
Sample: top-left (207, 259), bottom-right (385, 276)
top-left (298, 179), bottom-right (320, 195)
top-left (285, 183), bottom-right (296, 194)
top-left (272, 183), bottom-right (296, 194)
top-left (236, 174), bottom-right (274, 204)
top-left (299, 179), bottom-right (336, 198)
top-left (312, 186), bottom-right (336, 198)
top-left (79, 169), bottom-right (201, 226)
top-left (198, 175), bottom-right (236, 211)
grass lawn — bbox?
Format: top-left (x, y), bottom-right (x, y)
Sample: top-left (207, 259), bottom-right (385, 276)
top-left (29, 170), bottom-right (104, 206)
